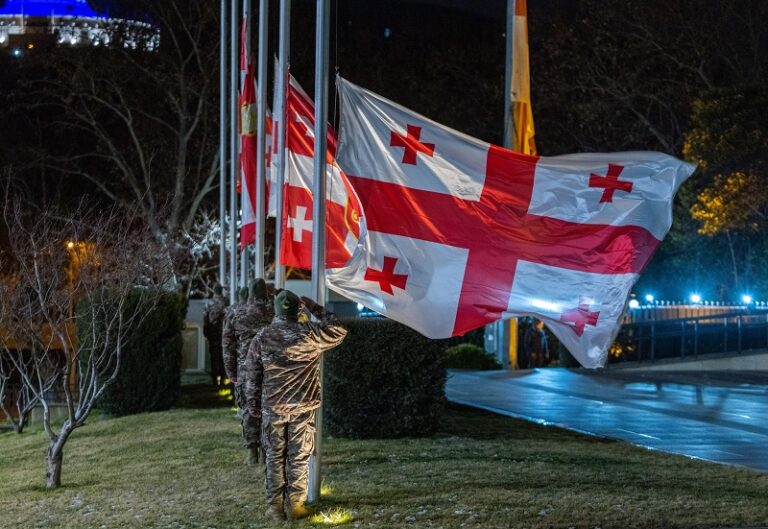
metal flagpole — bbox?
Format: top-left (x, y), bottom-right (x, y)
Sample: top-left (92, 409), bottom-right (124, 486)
top-left (254, 0), bottom-right (269, 279)
top-left (240, 0), bottom-right (252, 288)
top-left (219, 0), bottom-right (228, 288)
top-left (274, 0), bottom-right (291, 290)
top-left (503, 0), bottom-right (516, 149)
top-left (504, 0), bottom-right (517, 149)
top-left (499, 0), bottom-right (518, 368)
top-left (229, 0), bottom-right (240, 301)
top-left (307, 0), bottom-right (330, 505)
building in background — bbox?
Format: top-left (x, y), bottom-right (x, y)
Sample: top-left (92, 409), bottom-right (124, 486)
top-left (0, 0), bottom-right (158, 57)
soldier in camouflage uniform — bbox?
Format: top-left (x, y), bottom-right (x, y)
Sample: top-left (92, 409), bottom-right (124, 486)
top-left (221, 287), bottom-right (244, 384)
top-left (224, 280), bottom-right (274, 464)
top-left (203, 284), bottom-right (228, 387)
top-left (245, 290), bottom-right (347, 521)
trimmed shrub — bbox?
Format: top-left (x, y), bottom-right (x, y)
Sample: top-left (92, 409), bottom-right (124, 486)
top-left (324, 318), bottom-right (446, 439)
top-left (81, 289), bottom-right (185, 417)
top-left (445, 343), bottom-right (502, 370)
top-left (446, 327), bottom-right (484, 348)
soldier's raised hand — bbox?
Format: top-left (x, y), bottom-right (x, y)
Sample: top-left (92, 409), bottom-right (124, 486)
top-left (300, 296), bottom-right (319, 313)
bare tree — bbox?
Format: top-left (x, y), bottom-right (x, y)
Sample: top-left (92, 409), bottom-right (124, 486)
top-left (19, 0), bottom-right (220, 292)
top-left (1, 198), bottom-right (171, 488)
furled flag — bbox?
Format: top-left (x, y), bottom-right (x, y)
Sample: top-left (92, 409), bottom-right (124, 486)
top-left (265, 108), bottom-right (276, 218)
top-left (266, 57), bottom-right (279, 218)
top-left (326, 77), bottom-right (696, 368)
top-left (239, 18), bottom-right (258, 248)
top-left (278, 76), bottom-right (362, 269)
top-left (509, 0), bottom-right (536, 155)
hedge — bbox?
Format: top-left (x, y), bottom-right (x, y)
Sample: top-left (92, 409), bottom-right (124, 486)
top-left (324, 318), bottom-right (447, 439)
top-left (80, 289), bottom-right (185, 417)
top-left (445, 343), bottom-right (502, 370)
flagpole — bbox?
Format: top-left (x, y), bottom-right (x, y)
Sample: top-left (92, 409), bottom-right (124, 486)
top-left (500, 0), bottom-right (518, 369)
top-left (274, 0), bottom-right (291, 290)
top-left (219, 0), bottom-right (228, 289)
top-left (503, 0), bottom-right (516, 149)
top-left (229, 0), bottom-right (240, 300)
top-left (254, 0), bottom-right (269, 279)
top-left (308, 0), bottom-right (330, 505)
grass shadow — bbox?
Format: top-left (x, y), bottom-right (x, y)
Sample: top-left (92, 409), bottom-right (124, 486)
top-left (17, 480), bottom-right (100, 493)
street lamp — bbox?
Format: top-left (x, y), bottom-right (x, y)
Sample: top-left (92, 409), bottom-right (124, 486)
top-left (742, 294), bottom-right (753, 305)
top-left (690, 293), bottom-right (702, 304)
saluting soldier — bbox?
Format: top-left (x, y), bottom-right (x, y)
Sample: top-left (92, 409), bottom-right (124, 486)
top-left (246, 290), bottom-right (347, 521)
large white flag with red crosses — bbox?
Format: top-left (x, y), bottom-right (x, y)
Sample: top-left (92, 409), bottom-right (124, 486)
top-left (278, 76), bottom-right (363, 269)
top-left (327, 77), bottom-right (695, 368)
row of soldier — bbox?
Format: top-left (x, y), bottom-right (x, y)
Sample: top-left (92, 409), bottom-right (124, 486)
top-left (203, 280), bottom-right (347, 521)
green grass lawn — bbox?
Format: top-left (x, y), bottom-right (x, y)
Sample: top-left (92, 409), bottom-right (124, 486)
top-left (1, 388), bottom-right (767, 529)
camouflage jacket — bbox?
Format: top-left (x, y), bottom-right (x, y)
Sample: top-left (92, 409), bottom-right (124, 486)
top-left (223, 299), bottom-right (274, 382)
top-left (245, 305), bottom-right (347, 416)
top-left (203, 295), bottom-right (228, 343)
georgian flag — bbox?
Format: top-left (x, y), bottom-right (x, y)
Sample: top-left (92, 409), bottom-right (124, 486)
top-left (326, 77), bottom-right (695, 368)
top-left (278, 76), bottom-right (362, 269)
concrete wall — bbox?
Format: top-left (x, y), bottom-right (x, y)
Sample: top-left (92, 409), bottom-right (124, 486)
top-left (614, 349), bottom-right (768, 371)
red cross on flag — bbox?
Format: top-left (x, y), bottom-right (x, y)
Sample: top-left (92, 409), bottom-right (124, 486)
top-left (326, 77), bottom-right (696, 368)
top-left (278, 76), bottom-right (363, 269)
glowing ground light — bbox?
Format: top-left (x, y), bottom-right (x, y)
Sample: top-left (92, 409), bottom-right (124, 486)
top-left (690, 294), bottom-right (702, 304)
top-left (310, 508), bottom-right (354, 526)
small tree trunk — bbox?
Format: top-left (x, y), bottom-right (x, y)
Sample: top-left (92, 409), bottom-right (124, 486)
top-left (16, 411), bottom-right (30, 433)
top-left (46, 440), bottom-right (65, 488)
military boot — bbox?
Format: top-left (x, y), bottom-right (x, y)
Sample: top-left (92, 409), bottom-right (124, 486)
top-left (287, 502), bottom-right (313, 521)
top-left (265, 499), bottom-right (285, 522)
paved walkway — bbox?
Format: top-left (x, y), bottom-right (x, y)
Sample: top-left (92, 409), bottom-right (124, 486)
top-left (446, 368), bottom-right (768, 472)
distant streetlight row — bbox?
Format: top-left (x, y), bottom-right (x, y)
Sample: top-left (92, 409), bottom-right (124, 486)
top-left (629, 293), bottom-right (763, 309)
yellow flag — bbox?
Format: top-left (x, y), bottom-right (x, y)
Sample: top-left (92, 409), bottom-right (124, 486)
top-left (511, 0), bottom-right (536, 155)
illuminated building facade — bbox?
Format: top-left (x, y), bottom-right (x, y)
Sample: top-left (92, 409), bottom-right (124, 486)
top-left (0, 0), bottom-right (158, 56)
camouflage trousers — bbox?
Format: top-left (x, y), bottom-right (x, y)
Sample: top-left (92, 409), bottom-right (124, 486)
top-left (234, 381), bottom-right (261, 449)
top-left (208, 343), bottom-right (226, 386)
top-left (262, 410), bottom-right (316, 508)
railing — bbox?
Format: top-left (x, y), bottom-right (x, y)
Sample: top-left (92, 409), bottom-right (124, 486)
top-left (611, 310), bottom-right (768, 363)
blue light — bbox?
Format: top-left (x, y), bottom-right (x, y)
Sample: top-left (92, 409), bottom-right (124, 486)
top-left (11, 47), bottom-right (23, 57)
top-left (644, 294), bottom-right (654, 303)
top-left (690, 293), bottom-right (702, 304)
top-left (742, 294), bottom-right (753, 305)
top-left (628, 299), bottom-right (640, 309)
top-left (0, 1), bottom-right (106, 19)
top-left (356, 303), bottom-right (364, 311)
